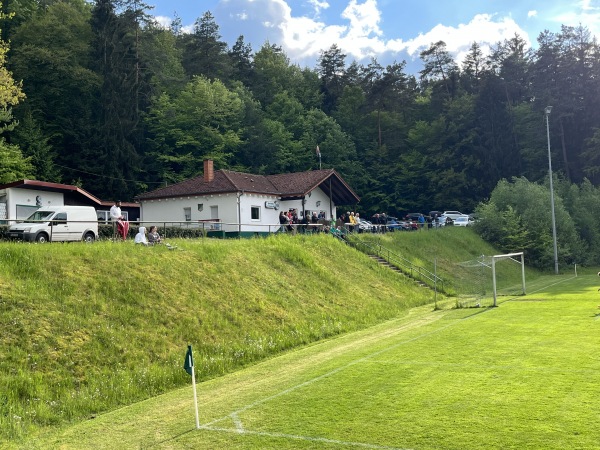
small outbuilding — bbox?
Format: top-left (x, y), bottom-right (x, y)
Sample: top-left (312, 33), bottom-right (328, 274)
top-left (135, 160), bottom-right (360, 237)
top-left (0, 179), bottom-right (140, 225)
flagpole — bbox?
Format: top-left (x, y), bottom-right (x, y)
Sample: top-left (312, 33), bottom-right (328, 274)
top-left (191, 364), bottom-right (200, 429)
top-left (184, 345), bottom-right (200, 429)
top-left (316, 145), bottom-right (321, 170)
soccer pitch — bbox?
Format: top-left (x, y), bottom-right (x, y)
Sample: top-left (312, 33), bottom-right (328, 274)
top-left (33, 274), bottom-right (600, 450)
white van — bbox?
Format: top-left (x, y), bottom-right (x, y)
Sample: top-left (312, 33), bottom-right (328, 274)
top-left (8, 206), bottom-right (98, 243)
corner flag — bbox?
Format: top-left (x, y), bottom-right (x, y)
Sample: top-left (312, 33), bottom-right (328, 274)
top-left (184, 345), bottom-right (194, 376)
top-left (184, 345), bottom-right (200, 429)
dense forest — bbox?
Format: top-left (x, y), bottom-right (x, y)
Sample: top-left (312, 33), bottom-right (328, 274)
top-left (1, 0), bottom-right (600, 217)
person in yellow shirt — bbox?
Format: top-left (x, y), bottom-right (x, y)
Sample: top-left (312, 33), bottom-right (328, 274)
top-left (348, 211), bottom-right (357, 232)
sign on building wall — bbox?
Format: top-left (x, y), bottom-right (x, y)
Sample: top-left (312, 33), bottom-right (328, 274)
top-left (265, 201), bottom-right (280, 210)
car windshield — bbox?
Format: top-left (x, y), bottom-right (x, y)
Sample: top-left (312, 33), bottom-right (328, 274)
top-left (24, 210), bottom-right (55, 222)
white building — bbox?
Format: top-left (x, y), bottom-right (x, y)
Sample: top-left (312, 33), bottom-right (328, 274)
top-left (135, 160), bottom-right (360, 237)
top-left (0, 180), bottom-right (140, 225)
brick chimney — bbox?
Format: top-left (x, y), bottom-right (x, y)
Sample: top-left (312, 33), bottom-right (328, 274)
top-left (204, 159), bottom-right (214, 183)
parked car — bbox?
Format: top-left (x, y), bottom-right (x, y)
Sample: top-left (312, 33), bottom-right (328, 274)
top-left (438, 215), bottom-right (454, 226)
top-left (386, 219), bottom-right (403, 231)
top-left (358, 219), bottom-right (373, 232)
top-left (8, 206), bottom-right (98, 243)
top-left (453, 216), bottom-right (474, 227)
top-left (442, 210), bottom-right (469, 221)
top-left (404, 212), bottom-right (422, 221)
top-left (398, 219), bottom-right (418, 230)
top-left (432, 216), bottom-right (445, 227)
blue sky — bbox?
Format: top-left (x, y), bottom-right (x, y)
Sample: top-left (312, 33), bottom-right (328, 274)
top-left (147, 0), bottom-right (600, 70)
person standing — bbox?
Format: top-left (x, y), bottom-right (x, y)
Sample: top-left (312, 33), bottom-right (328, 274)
top-left (418, 214), bottom-right (425, 230)
top-left (110, 200), bottom-right (123, 222)
top-left (110, 200), bottom-right (128, 240)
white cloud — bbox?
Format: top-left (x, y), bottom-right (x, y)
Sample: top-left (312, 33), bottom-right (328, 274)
top-left (579, 0), bottom-right (599, 11)
top-left (203, 1), bottom-right (532, 68)
top-left (549, 1), bottom-right (600, 38)
top-left (387, 13), bottom-right (531, 63)
top-left (308, 0), bottom-right (329, 16)
top-left (528, 10), bottom-right (538, 18)
top-left (341, 0), bottom-right (382, 38)
top-left (154, 15), bottom-right (172, 29)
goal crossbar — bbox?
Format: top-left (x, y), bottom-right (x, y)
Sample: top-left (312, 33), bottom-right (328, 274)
top-left (491, 252), bottom-right (525, 306)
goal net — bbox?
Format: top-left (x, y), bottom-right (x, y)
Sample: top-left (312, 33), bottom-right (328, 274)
top-left (454, 252), bottom-right (526, 307)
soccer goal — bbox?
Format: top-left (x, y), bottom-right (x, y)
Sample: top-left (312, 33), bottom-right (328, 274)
top-left (455, 252), bottom-right (526, 307)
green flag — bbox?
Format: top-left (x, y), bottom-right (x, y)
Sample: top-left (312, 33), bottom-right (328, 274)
top-left (184, 345), bottom-right (194, 376)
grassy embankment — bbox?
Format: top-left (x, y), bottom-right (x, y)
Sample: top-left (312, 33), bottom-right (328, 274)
top-left (31, 272), bottom-right (599, 450)
top-left (354, 227), bottom-right (571, 300)
top-left (1, 232), bottom-right (441, 444)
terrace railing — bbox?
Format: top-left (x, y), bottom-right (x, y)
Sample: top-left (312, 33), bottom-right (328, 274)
top-left (346, 237), bottom-right (445, 293)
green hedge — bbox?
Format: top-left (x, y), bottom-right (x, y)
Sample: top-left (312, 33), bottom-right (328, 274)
top-left (0, 224), bottom-right (205, 241)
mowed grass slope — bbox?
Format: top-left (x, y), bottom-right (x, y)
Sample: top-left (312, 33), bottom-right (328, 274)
top-left (355, 227), bottom-right (551, 297)
top-left (25, 274), bottom-right (600, 449)
top-left (0, 234), bottom-right (434, 445)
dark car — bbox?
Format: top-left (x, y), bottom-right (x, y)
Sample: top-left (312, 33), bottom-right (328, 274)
top-left (386, 219), bottom-right (403, 231)
top-left (405, 213), bottom-right (422, 221)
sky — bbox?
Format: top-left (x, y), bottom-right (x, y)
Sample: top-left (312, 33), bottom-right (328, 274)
top-left (146, 0), bottom-right (600, 71)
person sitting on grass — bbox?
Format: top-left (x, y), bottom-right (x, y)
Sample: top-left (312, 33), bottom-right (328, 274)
top-left (134, 226), bottom-right (148, 246)
top-left (147, 226), bottom-right (161, 245)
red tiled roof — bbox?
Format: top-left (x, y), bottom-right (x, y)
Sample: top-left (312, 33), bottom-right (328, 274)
top-left (267, 169), bottom-right (334, 196)
top-left (136, 168), bottom-right (360, 205)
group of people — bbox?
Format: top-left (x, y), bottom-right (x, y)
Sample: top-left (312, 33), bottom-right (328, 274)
top-left (279, 209), bottom-right (327, 233)
top-left (134, 225), bottom-right (162, 246)
top-left (110, 200), bottom-right (163, 245)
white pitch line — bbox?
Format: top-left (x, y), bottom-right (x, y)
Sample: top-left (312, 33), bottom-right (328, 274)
top-left (359, 359), bottom-right (600, 373)
top-left (231, 412), bottom-right (244, 433)
top-left (526, 275), bottom-right (577, 295)
top-left (199, 425), bottom-right (412, 450)
top-left (204, 321), bottom-right (461, 428)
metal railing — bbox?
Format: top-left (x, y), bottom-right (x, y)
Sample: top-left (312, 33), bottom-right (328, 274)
top-left (346, 236), bottom-right (445, 292)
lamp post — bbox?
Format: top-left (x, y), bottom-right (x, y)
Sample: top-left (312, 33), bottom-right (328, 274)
top-left (545, 106), bottom-right (559, 275)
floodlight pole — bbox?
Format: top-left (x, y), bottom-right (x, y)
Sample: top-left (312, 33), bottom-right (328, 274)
top-left (545, 106), bottom-right (559, 275)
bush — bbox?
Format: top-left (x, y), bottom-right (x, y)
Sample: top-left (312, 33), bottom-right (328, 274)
top-left (0, 224), bottom-right (205, 242)
top-left (474, 177), bottom-right (592, 269)
top-left (97, 224), bottom-right (204, 240)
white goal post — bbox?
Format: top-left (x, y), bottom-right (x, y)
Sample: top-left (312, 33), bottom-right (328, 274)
top-left (491, 252), bottom-right (526, 307)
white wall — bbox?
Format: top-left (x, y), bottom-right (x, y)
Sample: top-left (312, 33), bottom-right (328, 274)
top-left (139, 188), bottom-right (337, 234)
top-left (2, 188), bottom-right (64, 222)
top-left (280, 187), bottom-right (336, 221)
top-left (238, 194), bottom-right (282, 232)
top-left (140, 193), bottom-right (283, 233)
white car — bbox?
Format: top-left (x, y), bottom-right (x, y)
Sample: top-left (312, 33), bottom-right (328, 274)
top-left (453, 216), bottom-right (474, 227)
top-left (442, 210), bottom-right (469, 221)
top-left (358, 219), bottom-right (373, 232)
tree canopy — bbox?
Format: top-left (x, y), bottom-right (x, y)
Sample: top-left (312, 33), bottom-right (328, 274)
top-left (2, 2), bottom-right (600, 221)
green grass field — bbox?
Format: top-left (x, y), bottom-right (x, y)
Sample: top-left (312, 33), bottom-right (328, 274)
top-left (24, 273), bottom-right (600, 449)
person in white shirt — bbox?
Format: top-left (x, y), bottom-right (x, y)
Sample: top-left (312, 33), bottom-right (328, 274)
top-left (110, 200), bottom-right (129, 240)
top-left (110, 200), bottom-right (123, 222)
top-left (134, 226), bottom-right (148, 245)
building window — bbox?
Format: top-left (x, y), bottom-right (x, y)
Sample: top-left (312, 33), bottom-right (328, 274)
top-left (97, 210), bottom-right (109, 223)
top-left (184, 207), bottom-right (191, 222)
top-left (251, 206), bottom-right (260, 221)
